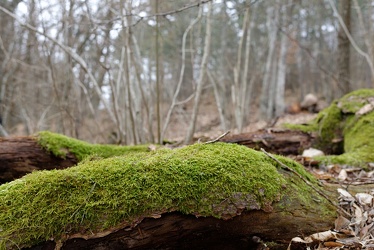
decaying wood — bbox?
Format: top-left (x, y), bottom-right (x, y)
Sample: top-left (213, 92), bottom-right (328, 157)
top-left (3, 133), bottom-right (374, 250)
top-left (29, 199), bottom-right (335, 250)
top-left (220, 128), bottom-right (314, 155)
top-left (0, 129), bottom-right (313, 183)
top-left (21, 183), bottom-right (374, 250)
top-left (0, 136), bottom-right (77, 184)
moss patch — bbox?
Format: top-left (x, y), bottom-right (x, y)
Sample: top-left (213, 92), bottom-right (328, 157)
top-left (0, 143), bottom-right (320, 249)
top-left (286, 89), bottom-right (374, 166)
top-left (37, 131), bottom-right (150, 161)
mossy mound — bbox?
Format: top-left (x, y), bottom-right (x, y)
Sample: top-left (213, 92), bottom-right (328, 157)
top-left (37, 131), bottom-right (150, 160)
top-left (286, 89), bottom-right (374, 166)
top-left (0, 143), bottom-right (316, 249)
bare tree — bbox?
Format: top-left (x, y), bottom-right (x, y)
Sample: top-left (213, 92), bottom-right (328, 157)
top-left (275, 0), bottom-right (292, 117)
top-left (184, 1), bottom-right (212, 144)
top-left (337, 0), bottom-right (352, 94)
top-left (260, 2), bottom-right (279, 120)
top-left (161, 7), bottom-right (202, 143)
top-left (328, 0), bottom-right (374, 88)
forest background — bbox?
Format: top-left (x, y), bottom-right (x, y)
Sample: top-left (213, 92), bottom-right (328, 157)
top-left (0, 0), bottom-right (371, 145)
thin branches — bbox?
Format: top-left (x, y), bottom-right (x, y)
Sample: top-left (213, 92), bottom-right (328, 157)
top-left (184, 1), bottom-right (212, 144)
top-left (327, 0), bottom-right (374, 85)
top-left (204, 131), bottom-right (230, 144)
top-left (161, 5), bottom-right (203, 143)
top-left (0, 6), bottom-right (117, 124)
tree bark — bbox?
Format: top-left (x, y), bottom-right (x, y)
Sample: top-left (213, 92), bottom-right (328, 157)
top-left (2, 130), bottom-right (371, 250)
top-left (337, 0), bottom-right (352, 94)
top-left (260, 4), bottom-right (279, 120)
top-left (29, 205), bottom-right (336, 250)
top-left (220, 128), bottom-right (313, 155)
top-left (0, 136), bottom-right (77, 184)
top-left (184, 2), bottom-right (212, 144)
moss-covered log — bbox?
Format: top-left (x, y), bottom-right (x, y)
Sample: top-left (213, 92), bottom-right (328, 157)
top-left (0, 136), bottom-right (78, 184)
top-left (286, 89), bottom-right (374, 166)
top-left (1, 129), bottom-right (314, 184)
top-left (0, 143), bottom-right (336, 250)
top-left (0, 131), bottom-right (150, 183)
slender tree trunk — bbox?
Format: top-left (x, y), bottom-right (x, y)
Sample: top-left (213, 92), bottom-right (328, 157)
top-left (131, 35), bottom-right (154, 143)
top-left (207, 70), bottom-right (226, 132)
top-left (328, 0), bottom-right (374, 88)
top-left (217, 0), bottom-right (229, 131)
top-left (123, 4), bottom-right (138, 145)
top-left (161, 8), bottom-right (202, 143)
top-left (275, 1), bottom-right (291, 117)
top-left (260, 4), bottom-right (279, 120)
top-left (155, 0), bottom-right (161, 144)
top-left (275, 34), bottom-right (287, 117)
top-left (184, 2), bottom-right (212, 144)
top-left (232, 7), bottom-right (249, 132)
top-left (337, 0), bottom-right (352, 94)
top-left (238, 4), bottom-right (254, 132)
top-left (352, 0), bottom-right (373, 90)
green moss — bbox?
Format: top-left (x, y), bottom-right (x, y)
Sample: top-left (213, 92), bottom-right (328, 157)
top-left (318, 111), bottom-right (374, 166)
top-left (286, 102), bottom-right (343, 151)
top-left (286, 89), bottom-right (374, 166)
top-left (37, 131), bottom-right (150, 161)
top-left (0, 143), bottom-right (319, 249)
top-left (338, 88), bottom-right (374, 113)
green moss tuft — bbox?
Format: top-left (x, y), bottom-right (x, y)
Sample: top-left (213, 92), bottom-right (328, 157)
top-left (37, 131), bottom-right (150, 161)
top-left (286, 89), bottom-right (374, 166)
top-left (0, 143), bottom-right (317, 249)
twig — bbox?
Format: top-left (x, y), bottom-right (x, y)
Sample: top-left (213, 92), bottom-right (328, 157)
top-left (204, 131), bottom-right (230, 144)
top-left (260, 148), bottom-right (351, 218)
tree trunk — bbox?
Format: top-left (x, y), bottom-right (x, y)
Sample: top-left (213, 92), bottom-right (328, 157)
top-left (274, 1), bottom-right (291, 117)
top-left (260, 4), bottom-right (279, 120)
top-left (184, 2), bottom-right (212, 144)
top-left (337, 0), bottom-right (351, 94)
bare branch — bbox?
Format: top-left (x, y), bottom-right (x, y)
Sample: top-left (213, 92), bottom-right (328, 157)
top-left (327, 0), bottom-right (374, 85)
top-left (0, 6), bottom-right (117, 124)
top-left (204, 131), bottom-right (230, 144)
top-left (161, 6), bottom-right (202, 143)
top-left (184, 1), bottom-right (213, 144)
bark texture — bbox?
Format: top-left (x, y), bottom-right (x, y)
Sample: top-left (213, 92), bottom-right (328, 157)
top-left (220, 129), bottom-right (313, 155)
top-left (0, 136), bottom-right (77, 184)
top-left (29, 199), bottom-right (335, 250)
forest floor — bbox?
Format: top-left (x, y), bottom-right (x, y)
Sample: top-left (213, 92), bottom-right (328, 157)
top-left (5, 91), bottom-right (374, 249)
top-left (171, 94), bottom-right (374, 250)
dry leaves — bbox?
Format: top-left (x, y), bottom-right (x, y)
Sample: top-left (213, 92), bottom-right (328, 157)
top-left (288, 187), bottom-right (374, 249)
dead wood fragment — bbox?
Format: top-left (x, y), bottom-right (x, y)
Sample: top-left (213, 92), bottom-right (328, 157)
top-left (29, 208), bottom-right (334, 250)
top-left (0, 136), bottom-right (77, 184)
top-left (220, 128), bottom-right (313, 155)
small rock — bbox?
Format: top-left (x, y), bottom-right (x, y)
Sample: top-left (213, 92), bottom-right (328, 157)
top-left (302, 148), bottom-right (324, 158)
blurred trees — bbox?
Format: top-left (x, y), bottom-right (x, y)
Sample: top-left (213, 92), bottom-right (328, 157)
top-left (0, 0), bottom-right (373, 144)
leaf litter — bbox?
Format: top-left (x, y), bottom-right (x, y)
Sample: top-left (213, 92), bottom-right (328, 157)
top-left (288, 161), bottom-right (374, 250)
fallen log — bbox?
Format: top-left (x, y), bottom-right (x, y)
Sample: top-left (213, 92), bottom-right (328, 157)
top-left (0, 129), bottom-right (314, 183)
top-left (286, 88), bottom-right (374, 165)
top-left (0, 142), bottom-right (336, 250)
top-left (220, 128), bottom-right (314, 155)
top-left (29, 207), bottom-right (333, 250)
top-left (0, 131), bottom-right (150, 184)
top-left (0, 136), bottom-right (78, 184)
